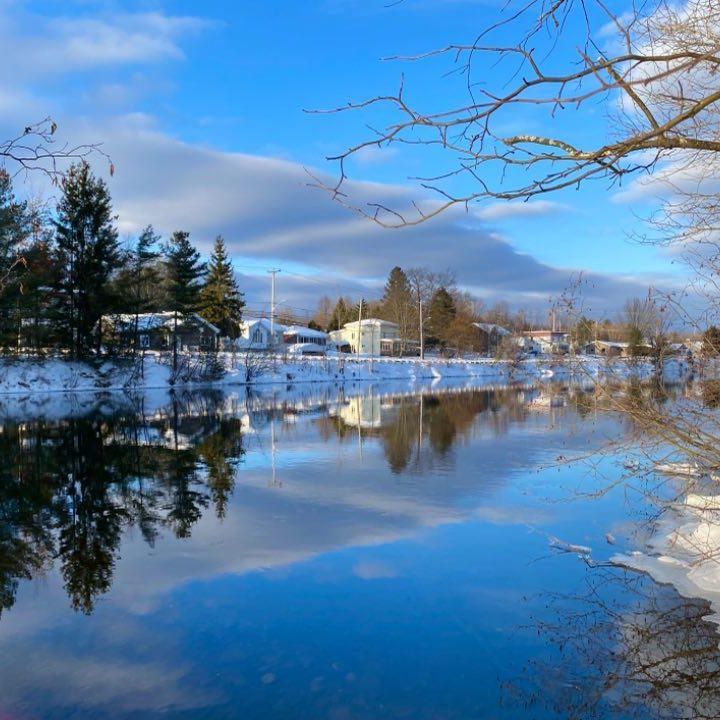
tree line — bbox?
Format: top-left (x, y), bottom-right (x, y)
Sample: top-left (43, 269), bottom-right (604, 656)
top-left (310, 266), bottom-right (684, 357)
top-left (0, 163), bottom-right (245, 359)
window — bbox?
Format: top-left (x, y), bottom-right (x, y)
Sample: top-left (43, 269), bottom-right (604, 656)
top-left (252, 329), bottom-right (263, 343)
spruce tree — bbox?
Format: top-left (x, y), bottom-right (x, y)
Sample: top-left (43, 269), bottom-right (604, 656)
top-left (113, 225), bottom-right (163, 353)
top-left (163, 230), bottom-right (205, 370)
top-left (0, 170), bottom-right (30, 345)
top-left (199, 236), bottom-right (245, 338)
top-left (0, 169), bottom-right (29, 270)
top-left (381, 266), bottom-right (415, 352)
top-left (427, 287), bottom-right (457, 347)
top-left (328, 297), bottom-right (354, 331)
top-left (52, 162), bottom-right (120, 358)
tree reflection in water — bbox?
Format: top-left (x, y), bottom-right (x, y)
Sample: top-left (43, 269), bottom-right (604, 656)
top-left (0, 392), bottom-right (246, 616)
top-left (318, 385), bottom-right (597, 474)
top-left (510, 566), bottom-right (720, 720)
top-left (0, 383), bottom-right (619, 621)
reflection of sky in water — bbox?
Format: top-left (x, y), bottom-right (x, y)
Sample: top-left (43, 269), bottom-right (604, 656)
top-left (0, 385), bottom-right (706, 719)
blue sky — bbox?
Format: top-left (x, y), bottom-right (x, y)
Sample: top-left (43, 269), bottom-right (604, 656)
top-left (0, 0), bottom-right (680, 319)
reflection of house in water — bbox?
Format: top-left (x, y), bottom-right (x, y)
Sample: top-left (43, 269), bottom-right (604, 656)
top-left (337, 394), bottom-right (385, 429)
top-left (323, 388), bottom-right (546, 474)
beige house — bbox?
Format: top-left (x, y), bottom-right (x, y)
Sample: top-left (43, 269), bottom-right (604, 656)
top-left (329, 319), bottom-right (400, 356)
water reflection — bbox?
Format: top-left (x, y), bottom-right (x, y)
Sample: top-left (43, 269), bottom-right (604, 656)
top-left (0, 394), bottom-right (245, 615)
top-left (1, 381), bottom-right (711, 720)
top-left (516, 568), bottom-right (720, 720)
top-left (0, 384), bottom-right (599, 618)
top-left (320, 385), bottom-right (596, 474)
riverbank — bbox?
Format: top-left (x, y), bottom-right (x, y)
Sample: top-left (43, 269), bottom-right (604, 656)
top-left (0, 352), bottom-right (693, 396)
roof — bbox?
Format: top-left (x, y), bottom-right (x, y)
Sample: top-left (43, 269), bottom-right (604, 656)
top-left (241, 318), bottom-right (287, 333)
top-left (593, 340), bottom-right (652, 349)
top-left (473, 323), bottom-right (511, 336)
top-left (286, 342), bottom-right (328, 354)
top-left (342, 318), bottom-right (399, 329)
top-left (283, 325), bottom-right (329, 339)
top-left (105, 312), bottom-right (220, 335)
top-left (523, 329), bottom-right (569, 337)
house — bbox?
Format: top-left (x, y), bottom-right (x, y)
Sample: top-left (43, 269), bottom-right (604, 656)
top-left (522, 329), bottom-right (570, 354)
top-left (586, 340), bottom-right (652, 357)
top-left (329, 319), bottom-right (403, 356)
top-left (473, 323), bottom-right (511, 355)
top-left (282, 325), bottom-right (330, 356)
top-left (101, 312), bottom-right (220, 351)
top-left (238, 318), bottom-right (286, 350)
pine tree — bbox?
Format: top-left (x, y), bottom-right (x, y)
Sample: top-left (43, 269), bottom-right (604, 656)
top-left (0, 169), bottom-right (29, 269)
top-left (163, 230), bottom-right (205, 371)
top-left (52, 163), bottom-right (120, 358)
top-left (381, 266), bottom-right (415, 352)
top-left (0, 170), bottom-right (31, 345)
top-left (427, 287), bottom-right (457, 347)
top-left (328, 297), bottom-right (355, 331)
top-left (112, 225), bottom-right (164, 354)
top-left (199, 236), bottom-right (244, 338)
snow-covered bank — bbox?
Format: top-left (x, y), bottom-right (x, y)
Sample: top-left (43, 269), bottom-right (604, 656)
top-left (613, 491), bottom-right (720, 627)
top-left (0, 352), bottom-right (693, 396)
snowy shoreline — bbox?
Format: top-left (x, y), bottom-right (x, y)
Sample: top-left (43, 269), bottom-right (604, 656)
top-left (0, 352), bottom-right (692, 397)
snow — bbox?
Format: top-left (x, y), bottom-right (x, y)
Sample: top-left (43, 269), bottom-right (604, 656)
top-left (342, 318), bottom-right (398, 328)
top-left (0, 353), bottom-right (695, 398)
top-left (613, 491), bottom-right (720, 627)
top-left (108, 312), bottom-right (220, 334)
top-left (283, 325), bottom-right (329, 340)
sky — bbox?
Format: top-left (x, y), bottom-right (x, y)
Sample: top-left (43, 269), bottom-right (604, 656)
top-left (0, 0), bottom-right (685, 322)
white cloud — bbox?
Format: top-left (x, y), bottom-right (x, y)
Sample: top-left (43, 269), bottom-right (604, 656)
top-left (0, 1), bottom-right (671, 315)
top-left (97, 120), bottom-right (667, 310)
top-left (0, 7), bottom-right (211, 82)
top-left (473, 200), bottom-right (569, 221)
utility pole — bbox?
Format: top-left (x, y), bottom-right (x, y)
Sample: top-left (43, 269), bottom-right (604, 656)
top-left (357, 298), bottom-right (363, 357)
top-left (419, 297), bottom-right (424, 359)
top-left (267, 269), bottom-right (280, 347)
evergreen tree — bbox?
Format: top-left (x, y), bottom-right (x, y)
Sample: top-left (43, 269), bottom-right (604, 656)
top-left (0, 169), bottom-right (29, 271)
top-left (381, 266), bottom-right (415, 350)
top-left (0, 170), bottom-right (31, 345)
top-left (52, 163), bottom-right (120, 357)
top-left (112, 225), bottom-right (164, 353)
top-left (164, 231), bottom-right (205, 315)
top-left (427, 287), bottom-right (457, 347)
top-left (328, 297), bottom-right (355, 331)
top-left (199, 236), bottom-right (245, 338)
top-left (15, 238), bottom-right (57, 350)
top-left (163, 230), bottom-right (205, 371)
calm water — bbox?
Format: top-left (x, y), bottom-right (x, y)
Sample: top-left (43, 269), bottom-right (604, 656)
top-left (0, 383), bottom-right (717, 719)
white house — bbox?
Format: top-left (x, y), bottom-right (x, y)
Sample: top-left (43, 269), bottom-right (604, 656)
top-left (329, 319), bottom-right (401, 356)
top-left (521, 329), bottom-right (570, 354)
top-left (282, 325), bottom-right (330, 356)
top-left (238, 318), bottom-right (286, 350)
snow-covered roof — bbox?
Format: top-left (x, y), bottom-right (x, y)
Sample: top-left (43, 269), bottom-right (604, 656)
top-left (241, 318), bottom-right (287, 333)
top-left (342, 318), bottom-right (398, 329)
top-left (473, 323), bottom-right (511, 336)
top-left (594, 340), bottom-right (630, 348)
top-left (283, 325), bottom-right (329, 339)
top-left (286, 342), bottom-right (328, 355)
top-left (105, 312), bottom-right (220, 335)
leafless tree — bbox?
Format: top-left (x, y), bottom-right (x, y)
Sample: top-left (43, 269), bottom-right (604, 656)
top-left (0, 119), bottom-right (109, 293)
top-left (310, 0), bottom-right (720, 231)
top-left (2, 118), bottom-right (110, 183)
